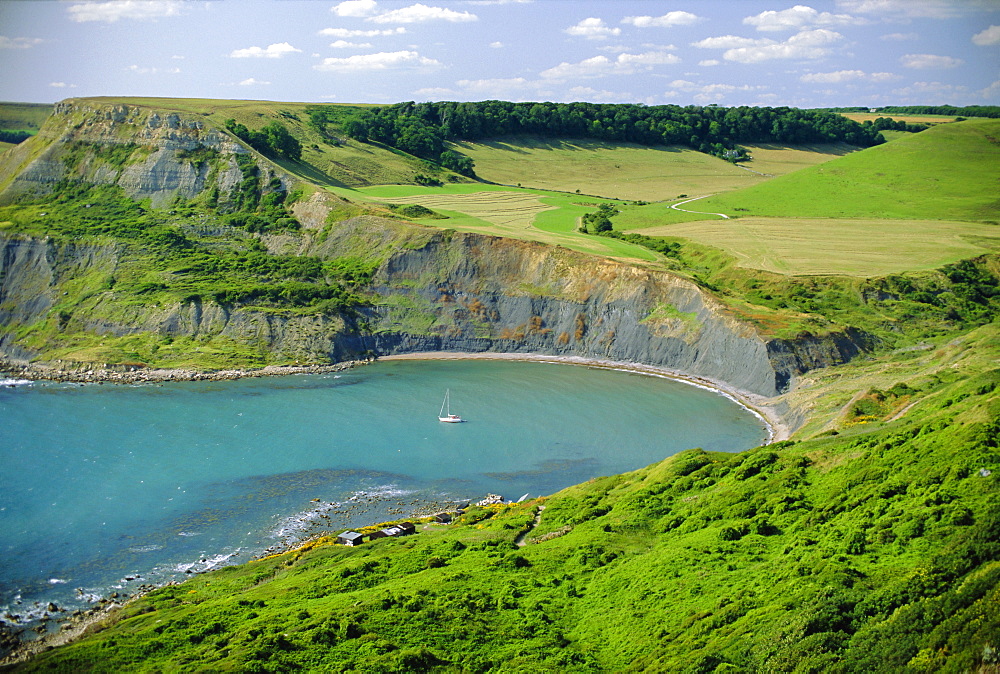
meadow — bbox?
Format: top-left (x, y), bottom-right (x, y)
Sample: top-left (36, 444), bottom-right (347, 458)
top-left (693, 118), bottom-right (1000, 222)
top-left (328, 183), bottom-right (661, 262)
top-left (629, 216), bottom-right (1000, 276)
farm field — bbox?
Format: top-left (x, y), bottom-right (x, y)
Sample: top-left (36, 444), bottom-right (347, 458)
top-left (837, 112), bottom-right (962, 124)
top-left (632, 216), bottom-right (1000, 276)
top-left (327, 184), bottom-right (660, 262)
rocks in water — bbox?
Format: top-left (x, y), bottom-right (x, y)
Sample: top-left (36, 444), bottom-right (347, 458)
top-left (476, 493), bottom-right (505, 506)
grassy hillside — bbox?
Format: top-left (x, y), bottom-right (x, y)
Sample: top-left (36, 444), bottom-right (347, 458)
top-left (0, 102), bottom-right (53, 151)
top-left (12, 323), bottom-right (999, 671)
top-left (455, 137), bottom-right (857, 201)
top-left (694, 118), bottom-right (1000, 221)
top-left (630, 217), bottom-right (999, 276)
top-left (330, 183), bottom-right (660, 263)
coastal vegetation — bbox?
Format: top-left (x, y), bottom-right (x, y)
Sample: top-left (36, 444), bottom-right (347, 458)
top-left (0, 97), bottom-right (998, 670)
top-left (10, 328), bottom-right (999, 671)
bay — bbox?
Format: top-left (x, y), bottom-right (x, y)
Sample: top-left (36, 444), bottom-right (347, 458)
top-left (0, 359), bottom-right (766, 626)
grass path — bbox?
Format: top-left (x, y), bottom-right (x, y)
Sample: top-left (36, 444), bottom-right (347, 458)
top-left (670, 195), bottom-right (730, 219)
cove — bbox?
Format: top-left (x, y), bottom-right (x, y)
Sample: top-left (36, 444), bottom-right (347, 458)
top-left (0, 359), bottom-right (767, 627)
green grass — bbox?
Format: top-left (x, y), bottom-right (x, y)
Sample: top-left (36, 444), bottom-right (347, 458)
top-left (16, 327), bottom-right (1000, 671)
top-left (453, 137), bottom-right (760, 201)
top-left (328, 183), bottom-right (661, 262)
top-left (694, 118), bottom-right (1000, 222)
top-left (0, 101), bottom-right (52, 133)
top-left (629, 216), bottom-right (1000, 276)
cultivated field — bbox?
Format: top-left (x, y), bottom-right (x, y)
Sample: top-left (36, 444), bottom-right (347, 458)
top-left (632, 217), bottom-right (1000, 276)
top-left (838, 112), bottom-right (962, 125)
top-left (328, 184), bottom-right (659, 262)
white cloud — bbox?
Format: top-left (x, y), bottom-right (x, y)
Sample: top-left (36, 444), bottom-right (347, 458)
top-left (331, 0), bottom-right (378, 17)
top-left (664, 79), bottom-right (766, 104)
top-left (66, 1), bottom-right (183, 23)
top-left (900, 53), bottom-right (963, 69)
top-left (490, 41), bottom-right (504, 48)
top-left (541, 51), bottom-right (680, 79)
top-left (319, 27), bottom-right (406, 37)
top-left (692, 35), bottom-right (764, 49)
top-left (880, 32), bottom-right (917, 41)
top-left (891, 80), bottom-right (969, 103)
top-left (455, 77), bottom-right (531, 94)
top-left (566, 86), bottom-right (633, 103)
top-left (329, 40), bottom-right (373, 48)
top-left (719, 29), bottom-right (844, 63)
top-left (126, 64), bottom-right (180, 75)
top-left (698, 59), bottom-right (721, 67)
top-left (800, 69), bottom-right (896, 82)
top-left (744, 5), bottom-right (862, 31)
top-left (314, 50), bottom-right (442, 72)
top-left (229, 42), bottom-right (302, 59)
top-left (621, 11), bottom-right (699, 28)
top-left (239, 78), bottom-right (270, 86)
top-left (0, 36), bottom-right (43, 49)
top-left (368, 4), bottom-right (477, 24)
top-left (972, 25), bottom-right (1000, 46)
top-left (566, 18), bottom-right (621, 40)
top-left (978, 80), bottom-right (1000, 100)
top-left (49, 82), bottom-right (77, 88)
top-left (835, 0), bottom-right (967, 20)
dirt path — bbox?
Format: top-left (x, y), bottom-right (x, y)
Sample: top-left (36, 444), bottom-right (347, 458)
top-left (515, 505), bottom-right (545, 547)
top-left (670, 195), bottom-right (729, 219)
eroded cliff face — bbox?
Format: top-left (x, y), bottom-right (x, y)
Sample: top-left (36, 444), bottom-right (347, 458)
top-left (0, 100), bottom-right (284, 208)
top-left (0, 100), bottom-right (867, 400)
top-left (0, 214), bottom-right (838, 397)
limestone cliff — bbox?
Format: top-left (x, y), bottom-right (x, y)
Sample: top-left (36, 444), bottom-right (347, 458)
top-left (0, 100), bottom-right (285, 208)
top-left (0, 99), bottom-right (871, 401)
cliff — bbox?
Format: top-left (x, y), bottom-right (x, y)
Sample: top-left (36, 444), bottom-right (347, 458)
top-left (0, 100), bottom-right (284, 208)
top-left (0, 99), bottom-right (871, 402)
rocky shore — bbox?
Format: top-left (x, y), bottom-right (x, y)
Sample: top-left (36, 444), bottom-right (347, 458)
top-left (0, 358), bottom-right (369, 385)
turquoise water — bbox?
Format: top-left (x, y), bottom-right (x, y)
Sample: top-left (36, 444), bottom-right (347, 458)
top-left (0, 359), bottom-right (766, 625)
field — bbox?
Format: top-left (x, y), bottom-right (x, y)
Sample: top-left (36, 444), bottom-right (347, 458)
top-left (451, 137), bottom-right (764, 200)
top-left (329, 184), bottom-right (660, 262)
top-left (695, 118), bottom-right (1000, 222)
top-left (452, 137), bottom-right (857, 201)
top-left (837, 112), bottom-right (963, 124)
top-left (631, 216), bottom-right (1000, 276)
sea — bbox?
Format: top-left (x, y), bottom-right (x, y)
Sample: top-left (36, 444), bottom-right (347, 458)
top-left (0, 358), bottom-right (767, 631)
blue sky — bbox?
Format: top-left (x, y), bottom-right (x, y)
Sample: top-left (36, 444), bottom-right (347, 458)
top-left (1, 0), bottom-right (998, 107)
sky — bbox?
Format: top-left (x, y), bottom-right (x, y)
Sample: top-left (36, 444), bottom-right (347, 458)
top-left (1, 0), bottom-right (998, 108)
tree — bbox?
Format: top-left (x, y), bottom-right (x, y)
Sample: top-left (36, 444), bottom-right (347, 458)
top-left (440, 150), bottom-right (476, 177)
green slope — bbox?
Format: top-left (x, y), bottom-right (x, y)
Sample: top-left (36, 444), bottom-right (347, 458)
top-left (12, 325), bottom-right (999, 672)
top-left (695, 118), bottom-right (1000, 221)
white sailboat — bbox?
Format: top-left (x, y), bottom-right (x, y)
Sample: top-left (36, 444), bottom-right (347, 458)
top-left (438, 389), bottom-right (464, 423)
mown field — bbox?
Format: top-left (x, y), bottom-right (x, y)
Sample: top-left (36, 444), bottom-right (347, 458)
top-left (631, 216), bottom-right (1000, 276)
top-left (329, 183), bottom-right (661, 263)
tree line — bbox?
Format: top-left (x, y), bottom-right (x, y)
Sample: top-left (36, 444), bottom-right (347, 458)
top-left (823, 105), bottom-right (1000, 118)
top-left (320, 101), bottom-right (887, 168)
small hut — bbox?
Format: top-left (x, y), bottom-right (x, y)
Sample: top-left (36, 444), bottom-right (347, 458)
top-left (338, 531), bottom-right (364, 546)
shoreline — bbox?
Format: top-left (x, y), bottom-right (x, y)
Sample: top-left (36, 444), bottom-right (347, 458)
top-left (0, 359), bottom-right (369, 385)
top-left (1, 350), bottom-right (787, 664)
top-left (378, 351), bottom-right (789, 443)
top-left (2, 352), bottom-right (789, 441)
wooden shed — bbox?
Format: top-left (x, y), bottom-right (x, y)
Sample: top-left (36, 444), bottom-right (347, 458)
top-left (337, 531), bottom-right (364, 546)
